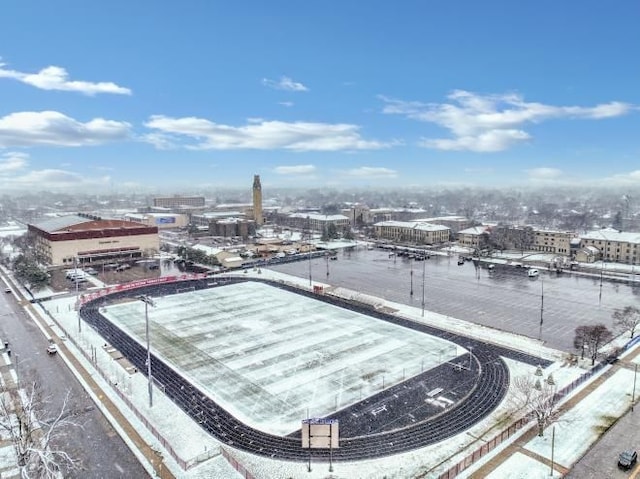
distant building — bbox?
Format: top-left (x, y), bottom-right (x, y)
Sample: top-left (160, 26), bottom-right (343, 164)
top-left (153, 196), bottom-right (205, 208)
top-left (285, 213), bottom-right (350, 233)
top-left (457, 226), bottom-right (491, 249)
top-left (28, 213), bottom-right (159, 267)
top-left (374, 220), bottom-right (450, 244)
top-left (413, 216), bottom-right (471, 234)
top-left (579, 228), bottom-right (640, 264)
top-left (210, 218), bottom-right (255, 239)
top-left (124, 212), bottom-right (189, 229)
top-left (531, 229), bottom-right (573, 255)
top-left (252, 175), bottom-right (264, 226)
top-left (191, 213), bottom-right (255, 239)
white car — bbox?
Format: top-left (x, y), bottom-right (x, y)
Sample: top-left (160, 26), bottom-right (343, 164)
top-left (47, 344), bottom-right (58, 355)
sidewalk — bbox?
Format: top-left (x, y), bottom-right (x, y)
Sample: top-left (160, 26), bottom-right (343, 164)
top-left (468, 352), bottom-right (639, 478)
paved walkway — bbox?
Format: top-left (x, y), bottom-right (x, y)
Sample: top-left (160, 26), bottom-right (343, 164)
top-left (469, 349), bottom-right (640, 478)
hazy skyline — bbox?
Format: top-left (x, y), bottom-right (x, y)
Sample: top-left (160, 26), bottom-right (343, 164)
top-left (0, 1), bottom-right (638, 192)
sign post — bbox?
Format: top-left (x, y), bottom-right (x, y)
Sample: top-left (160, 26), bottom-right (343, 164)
top-left (301, 418), bottom-right (339, 473)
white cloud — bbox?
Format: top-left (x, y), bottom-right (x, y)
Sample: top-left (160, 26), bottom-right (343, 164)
top-left (262, 76), bottom-right (308, 92)
top-left (420, 129), bottom-right (530, 152)
top-left (274, 165), bottom-right (316, 175)
top-left (602, 170), bottom-right (640, 186)
top-left (143, 115), bottom-right (391, 151)
top-left (0, 61), bottom-right (131, 95)
top-left (0, 111), bottom-right (131, 147)
top-left (380, 91), bottom-right (634, 152)
top-left (0, 167), bottom-right (111, 191)
top-left (0, 152), bottom-right (29, 173)
top-left (526, 167), bottom-right (564, 180)
top-left (345, 166), bottom-right (398, 179)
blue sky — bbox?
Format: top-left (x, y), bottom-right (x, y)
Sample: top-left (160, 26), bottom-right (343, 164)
top-left (0, 1), bottom-right (638, 193)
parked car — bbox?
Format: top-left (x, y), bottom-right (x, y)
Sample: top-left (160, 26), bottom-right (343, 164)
top-left (4, 287), bottom-right (11, 294)
top-left (618, 450), bottom-right (637, 470)
top-left (527, 268), bottom-right (539, 277)
top-left (46, 343), bottom-right (58, 355)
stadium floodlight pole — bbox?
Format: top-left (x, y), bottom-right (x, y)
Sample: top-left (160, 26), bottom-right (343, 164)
top-left (137, 295), bottom-right (156, 408)
top-left (75, 256), bottom-right (81, 334)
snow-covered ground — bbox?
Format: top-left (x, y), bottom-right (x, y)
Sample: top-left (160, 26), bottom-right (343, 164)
top-left (3, 266), bottom-right (637, 478)
top-left (481, 367), bottom-right (638, 479)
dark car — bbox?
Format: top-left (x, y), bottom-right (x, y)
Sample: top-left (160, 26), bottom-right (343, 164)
top-left (618, 450), bottom-right (637, 470)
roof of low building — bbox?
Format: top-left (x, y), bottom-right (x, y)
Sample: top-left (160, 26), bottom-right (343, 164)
top-left (31, 214), bottom-right (148, 234)
top-left (457, 226), bottom-right (490, 236)
top-left (288, 213), bottom-right (349, 221)
top-left (581, 229), bottom-right (640, 244)
top-left (374, 220), bottom-right (450, 231)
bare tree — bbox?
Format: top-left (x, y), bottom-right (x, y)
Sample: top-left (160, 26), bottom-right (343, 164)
top-left (0, 380), bottom-right (81, 478)
top-left (574, 323), bottom-right (613, 366)
top-left (613, 306), bottom-right (640, 339)
top-left (573, 325), bottom-right (589, 360)
top-left (510, 374), bottom-right (559, 437)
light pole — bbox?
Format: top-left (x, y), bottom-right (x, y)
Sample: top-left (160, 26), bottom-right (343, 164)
top-left (421, 257), bottom-right (426, 317)
top-left (549, 425), bottom-right (555, 477)
top-left (137, 295), bottom-right (155, 408)
top-left (307, 216), bottom-right (312, 287)
top-left (410, 257), bottom-right (414, 296)
top-left (326, 252), bottom-right (330, 278)
top-left (633, 363), bottom-right (638, 412)
top-left (598, 261), bottom-right (605, 305)
top-left (538, 279), bottom-right (544, 340)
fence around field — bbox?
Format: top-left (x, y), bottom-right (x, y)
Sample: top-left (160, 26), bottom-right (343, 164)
top-left (39, 303), bottom-right (220, 472)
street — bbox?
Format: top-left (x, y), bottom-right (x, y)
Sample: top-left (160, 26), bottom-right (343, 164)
top-left (0, 284), bottom-right (149, 478)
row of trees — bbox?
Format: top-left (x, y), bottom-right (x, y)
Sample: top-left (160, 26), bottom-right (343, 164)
top-left (570, 306), bottom-right (640, 366)
top-left (320, 224), bottom-right (354, 242)
top-left (12, 254), bottom-right (50, 291)
top-left (175, 245), bottom-right (221, 266)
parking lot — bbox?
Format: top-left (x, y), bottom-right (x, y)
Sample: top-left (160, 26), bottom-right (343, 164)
top-left (268, 248), bottom-right (640, 352)
top-left (50, 260), bottom-right (170, 293)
